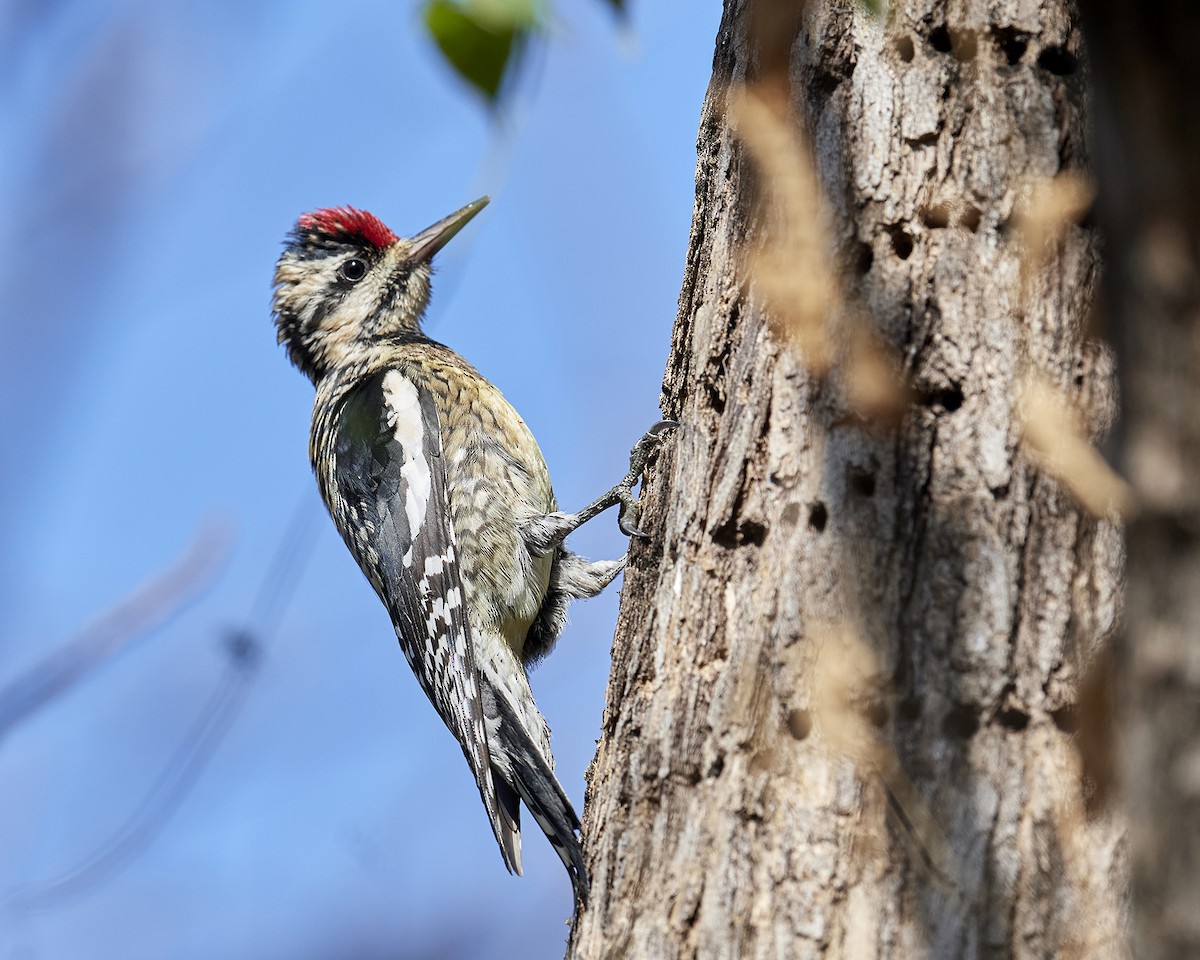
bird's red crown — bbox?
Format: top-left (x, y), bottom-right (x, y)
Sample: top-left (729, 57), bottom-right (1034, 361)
top-left (297, 207), bottom-right (398, 248)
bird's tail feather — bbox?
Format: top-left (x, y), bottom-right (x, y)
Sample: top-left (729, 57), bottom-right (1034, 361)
top-left (492, 693), bottom-right (589, 905)
top-left (493, 775), bottom-right (523, 875)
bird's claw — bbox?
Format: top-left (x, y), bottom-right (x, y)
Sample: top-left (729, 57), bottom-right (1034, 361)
top-left (618, 420), bottom-right (679, 539)
top-left (617, 487), bottom-right (649, 539)
top-left (625, 420), bottom-right (679, 482)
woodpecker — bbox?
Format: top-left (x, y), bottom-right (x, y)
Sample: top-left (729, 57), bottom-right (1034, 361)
top-left (272, 197), bottom-right (673, 905)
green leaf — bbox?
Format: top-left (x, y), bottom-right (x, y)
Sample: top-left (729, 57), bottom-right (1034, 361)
top-left (469, 0), bottom-right (541, 28)
top-left (423, 0), bottom-right (524, 104)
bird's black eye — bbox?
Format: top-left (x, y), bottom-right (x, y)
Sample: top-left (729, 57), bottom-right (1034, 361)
top-left (338, 258), bottom-right (367, 283)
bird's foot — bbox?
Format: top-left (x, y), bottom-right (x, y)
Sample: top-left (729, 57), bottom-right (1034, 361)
top-left (615, 420), bottom-right (678, 538)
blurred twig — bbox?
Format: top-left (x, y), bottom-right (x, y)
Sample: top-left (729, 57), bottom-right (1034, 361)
top-left (1018, 372), bottom-right (1135, 518)
top-left (728, 82), bottom-right (911, 424)
top-left (1011, 173), bottom-right (1133, 519)
top-left (0, 523), bottom-right (230, 742)
top-left (728, 82), bottom-right (838, 371)
top-left (812, 622), bottom-right (951, 880)
top-left (1012, 173), bottom-right (1095, 300)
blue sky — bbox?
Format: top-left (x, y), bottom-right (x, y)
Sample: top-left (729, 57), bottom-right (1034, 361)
top-left (0, 1), bottom-right (721, 957)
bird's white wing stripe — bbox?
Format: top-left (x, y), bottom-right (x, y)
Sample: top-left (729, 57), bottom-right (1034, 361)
top-left (382, 370), bottom-right (432, 566)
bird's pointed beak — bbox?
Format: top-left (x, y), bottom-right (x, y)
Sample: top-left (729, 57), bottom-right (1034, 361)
top-left (407, 196), bottom-right (490, 264)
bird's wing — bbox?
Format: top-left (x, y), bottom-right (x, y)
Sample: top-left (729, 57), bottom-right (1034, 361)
top-left (332, 368), bottom-right (521, 873)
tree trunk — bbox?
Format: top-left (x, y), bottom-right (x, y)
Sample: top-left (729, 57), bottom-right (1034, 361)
top-left (568, 2), bottom-right (1127, 958)
top-left (1084, 4), bottom-right (1200, 957)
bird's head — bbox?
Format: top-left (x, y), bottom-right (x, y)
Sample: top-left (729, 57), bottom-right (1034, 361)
top-left (273, 197), bottom-right (488, 382)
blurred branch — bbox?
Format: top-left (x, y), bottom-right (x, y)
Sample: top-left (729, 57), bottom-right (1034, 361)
top-left (0, 523), bottom-right (230, 742)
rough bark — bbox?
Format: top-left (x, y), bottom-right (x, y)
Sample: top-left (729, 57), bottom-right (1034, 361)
top-left (1084, 4), bottom-right (1200, 957)
top-left (567, 2), bottom-right (1127, 959)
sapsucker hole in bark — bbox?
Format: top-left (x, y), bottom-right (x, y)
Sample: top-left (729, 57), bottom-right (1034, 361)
top-left (741, 520), bottom-right (768, 546)
top-left (706, 381), bottom-right (726, 415)
top-left (894, 35), bottom-right (915, 62)
top-left (943, 703), bottom-right (980, 739)
top-left (854, 239), bottom-right (874, 275)
top-left (917, 383), bottom-right (964, 413)
top-left (949, 29), bottom-right (978, 62)
top-left (849, 469), bottom-right (876, 498)
top-left (712, 517), bottom-right (768, 549)
top-left (1037, 45), bottom-right (1078, 76)
top-left (889, 227), bottom-right (914, 260)
top-left (921, 205), bottom-right (950, 229)
top-left (787, 709), bottom-right (812, 741)
top-left (960, 205), bottom-right (983, 232)
top-left (991, 26), bottom-right (1029, 66)
top-left (997, 706), bottom-right (1030, 731)
top-left (928, 25), bottom-right (952, 54)
top-left (808, 501), bottom-right (828, 532)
